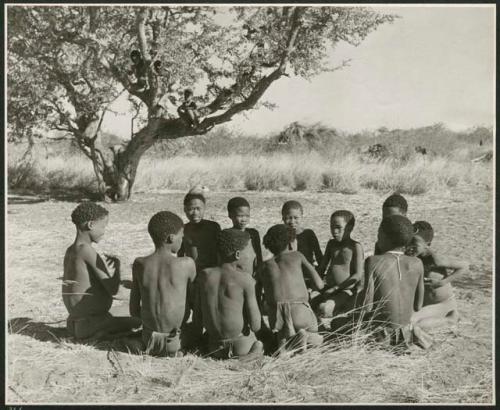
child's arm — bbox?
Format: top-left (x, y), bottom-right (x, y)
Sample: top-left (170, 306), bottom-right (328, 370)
top-left (244, 277), bottom-right (261, 333)
top-left (310, 231), bottom-right (323, 267)
top-left (352, 242), bottom-right (364, 286)
top-left (300, 253), bottom-right (324, 291)
top-left (78, 244), bottom-right (120, 295)
top-left (317, 241), bottom-right (332, 277)
top-left (430, 251), bottom-right (468, 287)
top-left (129, 259), bottom-right (142, 318)
top-left (253, 230), bottom-right (264, 269)
top-left (414, 259), bottom-right (425, 312)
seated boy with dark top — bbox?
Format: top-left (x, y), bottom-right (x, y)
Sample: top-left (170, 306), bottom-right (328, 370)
top-left (130, 211), bottom-right (196, 357)
top-left (407, 221), bottom-right (467, 330)
top-left (63, 203), bottom-right (141, 340)
top-left (198, 229), bottom-right (263, 359)
top-left (313, 210), bottom-right (364, 318)
top-left (178, 192), bottom-right (221, 272)
top-left (260, 224), bottom-right (324, 353)
top-left (281, 200), bottom-right (323, 293)
top-left (177, 88), bottom-right (200, 128)
top-left (178, 191), bottom-right (221, 347)
top-left (374, 193), bottom-right (409, 256)
top-left (362, 215), bottom-right (432, 351)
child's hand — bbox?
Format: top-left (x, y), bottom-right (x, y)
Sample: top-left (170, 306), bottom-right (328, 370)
top-left (424, 277), bottom-right (442, 289)
top-left (324, 286), bottom-right (338, 295)
top-left (104, 254), bottom-right (121, 275)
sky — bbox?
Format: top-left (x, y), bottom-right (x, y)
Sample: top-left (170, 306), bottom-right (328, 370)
top-left (104, 5), bottom-right (495, 137)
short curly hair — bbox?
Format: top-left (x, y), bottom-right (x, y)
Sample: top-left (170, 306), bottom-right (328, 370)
top-left (227, 197), bottom-right (250, 214)
top-left (148, 211), bottom-right (184, 248)
top-left (71, 202), bottom-right (108, 227)
top-left (263, 224), bottom-right (296, 255)
top-left (413, 220), bottom-right (434, 244)
top-left (281, 200), bottom-right (303, 216)
top-left (382, 193), bottom-right (408, 214)
top-left (183, 192), bottom-right (206, 207)
top-left (331, 210), bottom-right (355, 230)
top-left (379, 215), bottom-right (414, 248)
top-left (217, 228), bottom-right (251, 259)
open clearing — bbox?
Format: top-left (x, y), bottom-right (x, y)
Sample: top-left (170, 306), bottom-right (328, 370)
top-left (6, 186), bottom-right (493, 404)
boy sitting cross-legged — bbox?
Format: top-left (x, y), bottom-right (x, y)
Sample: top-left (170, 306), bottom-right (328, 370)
top-left (313, 210), bottom-right (364, 320)
top-left (407, 221), bottom-right (467, 330)
top-left (63, 202), bottom-right (141, 341)
top-left (198, 229), bottom-right (263, 359)
top-left (130, 211), bottom-right (196, 357)
top-left (362, 215), bottom-right (432, 352)
top-left (260, 224), bottom-right (324, 354)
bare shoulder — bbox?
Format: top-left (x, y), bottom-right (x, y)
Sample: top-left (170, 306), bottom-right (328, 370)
top-left (406, 255), bottom-right (424, 270)
top-left (175, 256), bottom-right (196, 269)
top-left (289, 250), bottom-right (303, 260)
top-left (75, 242), bottom-right (96, 261)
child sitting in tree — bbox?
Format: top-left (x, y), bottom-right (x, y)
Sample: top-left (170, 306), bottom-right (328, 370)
top-left (260, 224), bottom-right (324, 353)
top-left (63, 202), bottom-right (141, 340)
top-left (281, 200), bottom-right (323, 293)
top-left (177, 88), bottom-right (200, 128)
top-left (374, 193), bottom-right (409, 255)
top-left (313, 210), bottom-right (364, 318)
top-left (407, 221), bottom-right (467, 330)
top-left (198, 229), bottom-right (263, 359)
top-left (129, 211), bottom-right (196, 357)
top-left (362, 215), bottom-right (432, 351)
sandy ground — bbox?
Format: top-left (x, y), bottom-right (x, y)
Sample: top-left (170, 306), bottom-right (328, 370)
top-left (6, 186), bottom-right (494, 404)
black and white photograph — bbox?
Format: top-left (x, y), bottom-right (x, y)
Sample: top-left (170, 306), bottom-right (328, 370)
top-left (5, 3), bottom-right (495, 405)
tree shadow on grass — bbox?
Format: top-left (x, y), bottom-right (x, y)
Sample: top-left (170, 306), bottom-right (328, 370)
top-left (8, 317), bottom-right (142, 355)
top-left (8, 188), bottom-right (103, 204)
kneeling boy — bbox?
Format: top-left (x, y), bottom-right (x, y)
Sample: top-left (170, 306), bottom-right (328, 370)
top-left (63, 202), bottom-right (141, 340)
top-left (198, 229), bottom-right (263, 359)
top-left (362, 215), bottom-right (432, 351)
top-left (261, 224), bottom-right (324, 353)
top-left (130, 211), bottom-right (196, 357)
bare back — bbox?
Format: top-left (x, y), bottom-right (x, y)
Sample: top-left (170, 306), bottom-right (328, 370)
top-left (63, 244), bottom-right (112, 318)
top-left (364, 253), bottom-right (424, 327)
top-left (261, 251), bottom-right (309, 305)
top-left (199, 266), bottom-right (258, 341)
top-left (133, 253), bottom-right (195, 333)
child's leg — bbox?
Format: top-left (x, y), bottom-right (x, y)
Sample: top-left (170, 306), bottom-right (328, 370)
top-left (233, 333), bottom-right (263, 359)
top-left (411, 298), bottom-right (458, 331)
top-left (73, 315), bottom-right (141, 340)
top-left (306, 331), bottom-right (323, 347)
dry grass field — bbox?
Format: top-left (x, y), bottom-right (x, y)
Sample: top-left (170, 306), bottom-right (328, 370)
top-left (6, 185), bottom-right (493, 404)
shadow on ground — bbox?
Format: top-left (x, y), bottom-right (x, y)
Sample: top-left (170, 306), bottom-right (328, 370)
top-left (8, 317), bottom-right (142, 354)
top-left (8, 188), bottom-right (102, 204)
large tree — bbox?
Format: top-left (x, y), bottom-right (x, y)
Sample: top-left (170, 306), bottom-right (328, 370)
top-left (7, 5), bottom-right (396, 201)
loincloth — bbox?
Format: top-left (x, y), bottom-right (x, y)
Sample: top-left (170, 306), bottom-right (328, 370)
top-left (371, 323), bottom-right (433, 352)
top-left (66, 313), bottom-right (112, 340)
top-left (142, 327), bottom-right (181, 357)
top-left (269, 300), bottom-right (315, 339)
top-left (209, 332), bottom-right (256, 359)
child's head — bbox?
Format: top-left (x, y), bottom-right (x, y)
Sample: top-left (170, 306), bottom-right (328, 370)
top-left (183, 192), bottom-right (206, 223)
top-left (148, 211), bottom-right (184, 251)
top-left (263, 224), bottom-right (296, 255)
top-left (330, 210), bottom-right (355, 242)
top-left (407, 220), bottom-right (434, 257)
top-left (217, 228), bottom-right (254, 264)
top-left (184, 88), bottom-right (193, 100)
top-left (130, 49), bottom-right (141, 63)
top-left (227, 197), bottom-right (251, 230)
top-left (382, 193), bottom-right (408, 218)
top-left (71, 202), bottom-right (109, 243)
top-left (281, 200), bottom-right (303, 231)
top-left (377, 214), bottom-right (414, 252)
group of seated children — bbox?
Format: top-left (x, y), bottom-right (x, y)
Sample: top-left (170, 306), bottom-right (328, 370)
top-left (62, 191), bottom-right (467, 359)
